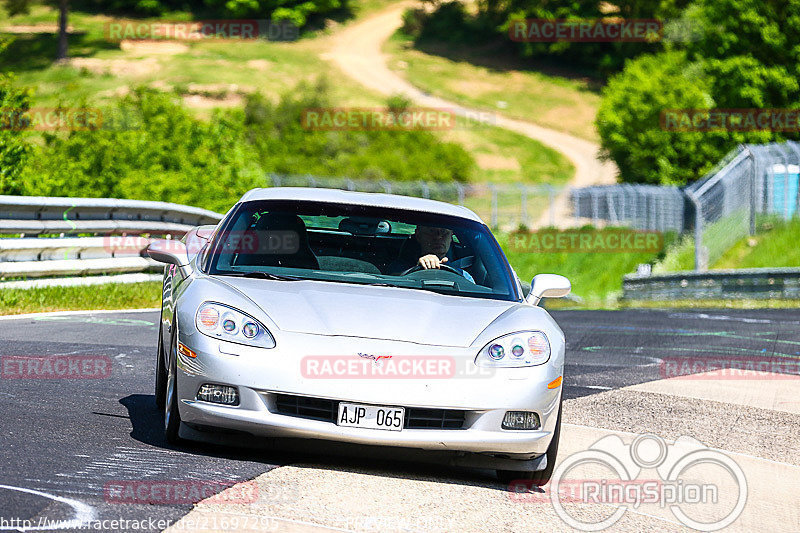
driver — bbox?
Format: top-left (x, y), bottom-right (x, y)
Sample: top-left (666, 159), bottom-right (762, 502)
top-left (390, 225), bottom-right (474, 282)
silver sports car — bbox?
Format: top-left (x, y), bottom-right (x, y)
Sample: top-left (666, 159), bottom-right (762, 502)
top-left (147, 188), bottom-right (571, 484)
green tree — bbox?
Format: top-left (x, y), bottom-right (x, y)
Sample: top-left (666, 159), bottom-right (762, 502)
top-left (597, 0), bottom-right (800, 184)
top-left (0, 39), bottom-right (32, 194)
top-left (596, 51), bottom-right (731, 185)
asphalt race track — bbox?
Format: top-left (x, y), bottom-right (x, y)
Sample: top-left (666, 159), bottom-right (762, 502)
top-left (1, 308), bottom-right (799, 532)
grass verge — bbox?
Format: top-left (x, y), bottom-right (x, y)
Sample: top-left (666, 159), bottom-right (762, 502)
top-left (384, 32), bottom-right (602, 141)
top-left (0, 281), bottom-right (161, 315)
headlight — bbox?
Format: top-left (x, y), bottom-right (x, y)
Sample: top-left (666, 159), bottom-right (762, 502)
top-left (475, 331), bottom-right (550, 368)
top-left (195, 302), bottom-right (275, 348)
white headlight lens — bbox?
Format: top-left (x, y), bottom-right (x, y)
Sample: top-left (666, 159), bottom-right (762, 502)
top-left (476, 331), bottom-right (551, 367)
top-left (488, 344), bottom-right (505, 360)
top-left (242, 321), bottom-right (258, 338)
top-left (222, 318), bottom-right (236, 333)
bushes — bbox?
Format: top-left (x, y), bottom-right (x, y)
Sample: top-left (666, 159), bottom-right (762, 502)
top-left (19, 81), bottom-right (475, 211)
top-left (0, 39), bottom-right (32, 195)
top-left (70, 0), bottom-right (351, 27)
top-left (596, 51), bottom-right (732, 186)
top-left (597, 0), bottom-right (800, 185)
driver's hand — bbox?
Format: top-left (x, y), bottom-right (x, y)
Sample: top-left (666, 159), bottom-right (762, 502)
top-left (418, 255), bottom-right (448, 269)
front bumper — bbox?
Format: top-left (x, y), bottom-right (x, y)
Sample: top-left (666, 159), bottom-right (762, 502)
top-left (175, 328), bottom-right (563, 458)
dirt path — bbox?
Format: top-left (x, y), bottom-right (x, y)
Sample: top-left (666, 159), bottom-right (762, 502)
top-left (322, 2), bottom-right (618, 226)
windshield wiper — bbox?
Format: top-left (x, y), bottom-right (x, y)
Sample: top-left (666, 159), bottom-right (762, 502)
top-left (226, 272), bottom-right (302, 281)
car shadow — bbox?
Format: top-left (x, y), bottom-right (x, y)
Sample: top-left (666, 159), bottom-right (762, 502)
top-left (119, 393), bottom-right (529, 494)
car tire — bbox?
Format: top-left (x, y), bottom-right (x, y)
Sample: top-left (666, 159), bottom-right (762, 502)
top-left (155, 319), bottom-right (166, 410)
top-left (164, 321), bottom-right (183, 444)
top-left (497, 399), bottom-right (562, 486)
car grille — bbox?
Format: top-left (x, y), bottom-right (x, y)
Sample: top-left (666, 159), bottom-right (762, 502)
top-left (274, 394), bottom-right (467, 430)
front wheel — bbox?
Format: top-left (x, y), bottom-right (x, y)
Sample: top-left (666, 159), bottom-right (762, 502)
top-left (154, 319), bottom-right (166, 410)
top-left (497, 400), bottom-right (562, 486)
top-left (164, 323), bottom-right (183, 444)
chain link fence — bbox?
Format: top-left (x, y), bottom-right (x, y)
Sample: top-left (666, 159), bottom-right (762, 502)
top-left (686, 141), bottom-right (800, 270)
top-left (570, 185), bottom-right (686, 232)
top-left (267, 174), bottom-right (564, 230)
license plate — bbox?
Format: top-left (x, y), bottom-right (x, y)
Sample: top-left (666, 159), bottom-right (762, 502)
top-left (337, 402), bottom-right (405, 432)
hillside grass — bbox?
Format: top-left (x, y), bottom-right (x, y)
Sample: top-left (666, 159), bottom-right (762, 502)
top-left (655, 217), bottom-right (800, 274)
top-left (1, 3), bottom-right (573, 187)
top-left (384, 31), bottom-right (602, 141)
top-left (500, 230), bottom-right (667, 308)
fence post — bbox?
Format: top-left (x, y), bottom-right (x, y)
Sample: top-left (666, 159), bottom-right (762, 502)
top-left (519, 185), bottom-right (528, 228)
top-left (420, 181), bottom-right (430, 199)
top-left (548, 185), bottom-right (555, 227)
top-left (686, 191), bottom-right (705, 271)
top-left (456, 184), bottom-right (465, 206)
top-left (742, 146), bottom-right (757, 235)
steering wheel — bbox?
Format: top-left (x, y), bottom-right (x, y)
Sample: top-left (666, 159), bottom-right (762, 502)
top-left (400, 264), bottom-right (464, 277)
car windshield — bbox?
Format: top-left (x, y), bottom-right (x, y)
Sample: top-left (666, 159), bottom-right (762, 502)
top-left (205, 199), bottom-right (519, 301)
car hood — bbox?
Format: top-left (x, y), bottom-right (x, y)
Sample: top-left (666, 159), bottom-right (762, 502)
top-left (215, 277), bottom-right (515, 347)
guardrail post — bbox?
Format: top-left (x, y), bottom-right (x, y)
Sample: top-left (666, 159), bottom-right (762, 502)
top-left (456, 184), bottom-right (465, 206)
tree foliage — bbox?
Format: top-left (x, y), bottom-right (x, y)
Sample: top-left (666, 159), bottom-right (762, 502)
top-left (597, 0), bottom-right (800, 185)
top-left (19, 82), bottom-right (474, 211)
top-left (0, 39), bottom-right (32, 195)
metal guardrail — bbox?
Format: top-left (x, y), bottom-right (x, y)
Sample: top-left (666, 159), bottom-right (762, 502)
top-left (622, 268), bottom-right (800, 301)
top-left (0, 196), bottom-right (223, 284)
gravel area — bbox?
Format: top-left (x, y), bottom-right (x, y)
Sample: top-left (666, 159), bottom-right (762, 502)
top-left (166, 461), bottom-right (685, 533)
top-left (562, 389), bottom-right (800, 465)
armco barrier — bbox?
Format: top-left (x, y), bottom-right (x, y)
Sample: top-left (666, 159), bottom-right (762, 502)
top-left (623, 268), bottom-right (800, 300)
top-left (0, 195), bottom-right (223, 284)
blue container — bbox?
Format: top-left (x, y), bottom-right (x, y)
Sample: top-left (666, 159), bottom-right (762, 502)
top-left (772, 164), bottom-right (800, 218)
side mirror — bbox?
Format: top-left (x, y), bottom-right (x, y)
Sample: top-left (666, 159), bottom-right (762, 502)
top-left (195, 225), bottom-right (216, 239)
top-left (147, 239), bottom-right (191, 278)
top-left (526, 274), bottom-right (571, 306)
